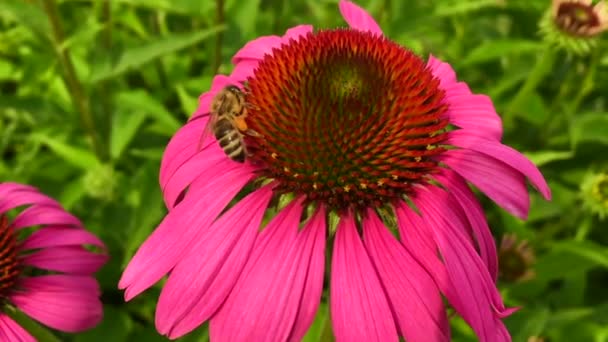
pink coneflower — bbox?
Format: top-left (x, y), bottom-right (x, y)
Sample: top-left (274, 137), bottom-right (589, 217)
top-left (119, 1), bottom-right (551, 341)
top-left (0, 182), bottom-right (107, 340)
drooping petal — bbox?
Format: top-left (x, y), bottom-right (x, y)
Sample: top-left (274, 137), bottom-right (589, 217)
top-left (11, 279), bottom-right (102, 333)
top-left (427, 55), bottom-right (503, 141)
top-left (433, 169), bottom-right (499, 280)
top-left (156, 186), bottom-right (273, 338)
top-left (21, 246), bottom-right (108, 275)
top-left (0, 314), bottom-right (35, 342)
top-left (18, 275), bottom-right (101, 297)
top-left (362, 209), bottom-right (450, 342)
top-left (20, 227), bottom-right (105, 251)
top-left (439, 148), bottom-right (530, 219)
top-left (0, 186), bottom-right (60, 214)
top-left (159, 116), bottom-right (207, 194)
top-left (11, 205), bottom-right (82, 230)
top-left (339, 0), bottom-right (383, 35)
top-left (394, 202), bottom-right (453, 299)
top-left (210, 199), bottom-right (326, 342)
top-left (446, 130), bottom-right (551, 200)
top-left (287, 206), bottom-right (327, 342)
top-left (413, 187), bottom-right (513, 342)
top-left (331, 211), bottom-right (398, 342)
top-left (162, 145), bottom-right (242, 210)
top-left (119, 162), bottom-right (252, 300)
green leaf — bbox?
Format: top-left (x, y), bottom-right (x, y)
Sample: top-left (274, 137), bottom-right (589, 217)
top-left (461, 40), bottom-right (542, 67)
top-left (435, 0), bottom-right (503, 16)
top-left (550, 240), bottom-right (608, 269)
top-left (0, 0), bottom-right (50, 41)
top-left (175, 83), bottom-right (200, 117)
top-left (231, 0), bottom-right (261, 38)
top-left (523, 150), bottom-right (573, 166)
top-left (74, 306), bottom-right (133, 342)
top-left (302, 302), bottom-right (332, 342)
top-left (571, 112), bottom-right (608, 147)
top-left (7, 309), bottom-right (61, 342)
top-left (31, 134), bottom-right (101, 170)
top-left (90, 26), bottom-right (224, 82)
top-left (512, 307), bottom-right (550, 342)
top-left (115, 90), bottom-right (182, 135)
top-left (110, 110), bottom-right (147, 160)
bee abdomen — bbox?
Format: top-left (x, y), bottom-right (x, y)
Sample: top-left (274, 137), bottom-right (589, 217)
top-left (215, 119), bottom-right (246, 163)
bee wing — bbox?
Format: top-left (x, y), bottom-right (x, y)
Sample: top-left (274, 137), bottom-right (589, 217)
top-left (197, 112), bottom-right (217, 151)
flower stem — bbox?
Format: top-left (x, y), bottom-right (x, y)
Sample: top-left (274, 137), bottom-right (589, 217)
top-left (212, 0), bottom-right (225, 74)
top-left (41, 0), bottom-right (107, 161)
top-left (506, 45), bottom-right (556, 119)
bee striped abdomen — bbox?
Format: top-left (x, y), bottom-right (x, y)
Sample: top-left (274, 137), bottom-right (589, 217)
top-left (214, 118), bottom-right (246, 162)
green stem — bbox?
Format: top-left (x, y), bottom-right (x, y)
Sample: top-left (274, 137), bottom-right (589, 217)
top-left (41, 0), bottom-right (107, 161)
top-left (212, 0), bottom-right (225, 75)
top-left (506, 45), bottom-right (557, 119)
top-left (565, 51), bottom-right (599, 120)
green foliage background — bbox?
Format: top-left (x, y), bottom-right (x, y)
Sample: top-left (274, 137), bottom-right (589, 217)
top-left (1, 0), bottom-right (608, 341)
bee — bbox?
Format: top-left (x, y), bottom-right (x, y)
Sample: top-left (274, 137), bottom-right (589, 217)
top-left (199, 85), bottom-right (259, 162)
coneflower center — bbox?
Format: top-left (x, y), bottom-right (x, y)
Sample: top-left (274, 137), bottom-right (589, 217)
top-left (245, 29), bottom-right (448, 210)
top-left (0, 215), bottom-right (20, 299)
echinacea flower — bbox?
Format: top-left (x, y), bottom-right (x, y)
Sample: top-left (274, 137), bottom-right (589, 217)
top-left (0, 182), bottom-right (107, 341)
top-left (540, 0), bottom-right (608, 54)
top-left (119, 1), bottom-right (551, 341)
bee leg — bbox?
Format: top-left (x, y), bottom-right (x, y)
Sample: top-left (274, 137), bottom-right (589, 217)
top-left (244, 103), bottom-right (261, 110)
top-left (244, 128), bottom-right (263, 138)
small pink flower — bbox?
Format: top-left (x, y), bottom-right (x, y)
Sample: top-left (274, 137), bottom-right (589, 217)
top-left (120, 1), bottom-right (551, 341)
top-left (0, 182), bottom-right (107, 341)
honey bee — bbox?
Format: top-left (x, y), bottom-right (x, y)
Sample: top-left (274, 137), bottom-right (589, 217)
top-left (199, 85), bottom-right (259, 162)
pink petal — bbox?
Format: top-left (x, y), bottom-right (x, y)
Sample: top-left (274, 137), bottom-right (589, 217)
top-left (232, 25), bottom-right (313, 65)
top-left (21, 246), bottom-right (108, 275)
top-left (18, 275), bottom-right (101, 296)
top-left (330, 211), bottom-right (398, 342)
top-left (395, 201), bottom-right (463, 313)
top-left (426, 55), bottom-right (457, 83)
top-left (162, 145), bottom-right (240, 210)
top-left (0, 187), bottom-right (60, 215)
top-left (362, 209), bottom-right (450, 342)
top-left (156, 186), bottom-right (273, 338)
top-left (0, 314), bottom-right (35, 342)
top-left (426, 55), bottom-right (503, 140)
top-left (20, 227), bottom-right (105, 251)
top-left (339, 0), bottom-right (383, 35)
top-left (0, 182), bottom-right (36, 198)
top-left (11, 279), bottom-right (103, 333)
top-left (210, 199), bottom-right (326, 342)
top-left (232, 36), bottom-right (283, 64)
top-left (119, 162), bottom-right (252, 300)
top-left (439, 148), bottom-right (530, 219)
top-left (287, 206), bottom-right (328, 342)
top-left (433, 169), bottom-right (499, 280)
top-left (229, 60), bottom-right (261, 83)
top-left (413, 187), bottom-right (512, 342)
top-left (446, 130), bottom-right (551, 200)
top-left (11, 205), bottom-right (82, 230)
top-left (159, 116), bottom-right (207, 197)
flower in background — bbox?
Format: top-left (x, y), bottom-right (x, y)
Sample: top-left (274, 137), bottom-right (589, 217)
top-left (120, 1), bottom-right (551, 341)
top-left (580, 171), bottom-right (608, 219)
top-left (540, 0), bottom-right (608, 54)
top-left (0, 182), bottom-right (107, 340)
top-left (498, 233), bottom-right (536, 282)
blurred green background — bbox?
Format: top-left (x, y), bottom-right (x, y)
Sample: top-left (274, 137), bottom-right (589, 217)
top-left (1, 0), bottom-right (608, 341)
